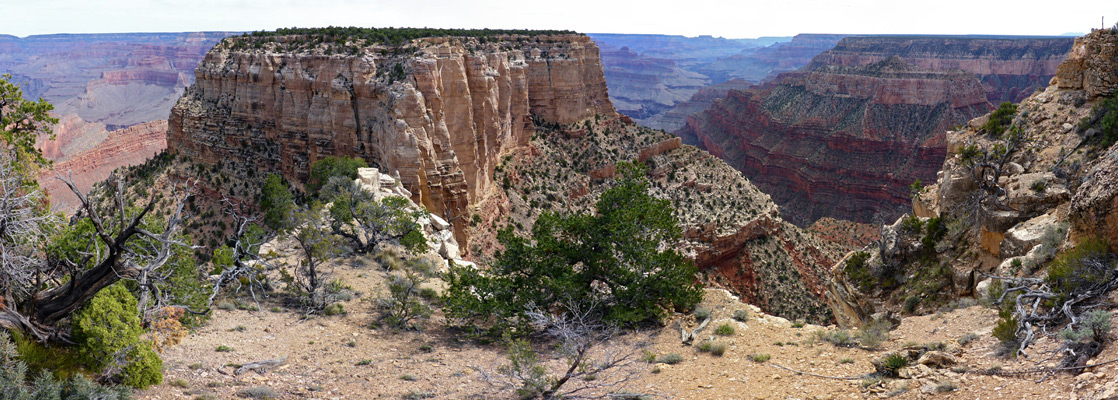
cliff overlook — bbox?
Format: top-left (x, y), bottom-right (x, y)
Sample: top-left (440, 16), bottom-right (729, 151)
top-left (167, 28), bottom-right (843, 322)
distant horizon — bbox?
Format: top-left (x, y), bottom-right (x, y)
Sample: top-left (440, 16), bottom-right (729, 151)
top-left (0, 30), bottom-right (1091, 41)
top-left (2, 0), bottom-right (1114, 39)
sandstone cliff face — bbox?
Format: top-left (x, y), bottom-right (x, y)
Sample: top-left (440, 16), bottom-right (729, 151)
top-left (168, 34), bottom-right (613, 247)
top-left (808, 36), bottom-right (1073, 104)
top-left (681, 58), bottom-right (992, 225)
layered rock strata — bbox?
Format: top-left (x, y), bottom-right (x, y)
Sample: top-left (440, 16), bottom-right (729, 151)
top-left (168, 34), bottom-right (613, 247)
top-left (44, 120), bottom-right (168, 212)
top-left (681, 57), bottom-right (993, 225)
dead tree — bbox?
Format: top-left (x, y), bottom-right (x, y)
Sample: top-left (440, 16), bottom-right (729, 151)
top-left (0, 161), bottom-right (194, 342)
top-left (208, 197), bottom-right (275, 307)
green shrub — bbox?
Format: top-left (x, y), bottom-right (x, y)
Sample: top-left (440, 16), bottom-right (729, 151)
top-left (844, 251), bottom-right (873, 292)
top-left (697, 340), bottom-right (727, 356)
top-left (903, 295), bottom-right (921, 314)
top-left (216, 345), bottom-right (233, 352)
top-left (308, 156), bottom-right (368, 194)
top-left (714, 323), bottom-right (735, 336)
top-left (732, 309), bottom-right (749, 322)
top-left (239, 386), bottom-right (278, 399)
top-left (443, 163), bottom-right (702, 335)
top-left (749, 353), bottom-right (771, 363)
top-left (880, 353), bottom-right (909, 377)
top-left (982, 102), bottom-right (1018, 137)
top-left (815, 329), bottom-right (857, 347)
top-left (1, 331), bottom-right (132, 398)
top-left (693, 307), bottom-right (712, 320)
top-left (122, 342), bottom-right (163, 389)
top-left (73, 284), bottom-right (144, 371)
top-left (1046, 238), bottom-right (1112, 301)
top-left (992, 304), bottom-right (1019, 352)
top-left (260, 174), bottom-right (294, 231)
top-left (657, 353), bottom-right (683, 365)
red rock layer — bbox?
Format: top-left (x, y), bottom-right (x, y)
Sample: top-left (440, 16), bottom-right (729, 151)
top-left (680, 59), bottom-right (993, 225)
top-left (43, 120), bottom-right (168, 212)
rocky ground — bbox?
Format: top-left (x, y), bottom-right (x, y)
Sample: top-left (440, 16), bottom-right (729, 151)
top-left (137, 243), bottom-right (1118, 399)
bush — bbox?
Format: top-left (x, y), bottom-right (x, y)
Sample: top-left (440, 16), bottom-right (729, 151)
top-left (260, 174), bottom-right (294, 231)
top-left (657, 353), bottom-right (683, 365)
top-left (443, 163), bottom-right (702, 335)
top-left (1046, 238), bottom-right (1113, 301)
top-left (982, 102), bottom-right (1018, 137)
top-left (815, 329), bottom-right (857, 347)
top-left (308, 156), bottom-right (367, 194)
top-left (714, 323), bottom-right (735, 336)
top-left (693, 307), bottom-right (712, 320)
top-left (880, 353), bottom-right (909, 377)
top-left (1, 331), bottom-right (132, 398)
top-left (749, 353), bottom-right (771, 363)
top-left (732, 309), bottom-right (749, 322)
top-left (122, 343), bottom-right (163, 389)
top-left (378, 271), bottom-right (432, 329)
top-left (844, 251), bottom-right (873, 292)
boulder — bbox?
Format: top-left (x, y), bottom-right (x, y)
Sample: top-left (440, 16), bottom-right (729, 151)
top-left (429, 214), bottom-right (450, 231)
top-left (1004, 172), bottom-right (1069, 215)
top-left (1070, 146), bottom-right (1118, 253)
top-left (1001, 213), bottom-right (1058, 258)
top-left (916, 351), bottom-right (959, 368)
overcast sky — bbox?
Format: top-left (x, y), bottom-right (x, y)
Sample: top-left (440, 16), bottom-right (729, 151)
top-left (3, 0), bottom-right (1116, 38)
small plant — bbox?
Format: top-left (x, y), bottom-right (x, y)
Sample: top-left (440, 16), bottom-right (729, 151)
top-left (356, 359), bottom-right (372, 366)
top-left (839, 358), bottom-right (854, 364)
top-left (215, 345), bottom-right (233, 352)
top-left (814, 329), bottom-right (857, 347)
top-left (749, 353), bottom-right (771, 363)
top-left (216, 300), bottom-right (235, 310)
top-left (880, 353), bottom-right (909, 377)
top-left (935, 381), bottom-right (958, 393)
top-left (791, 321), bottom-right (805, 328)
top-left (732, 309), bottom-right (748, 322)
top-left (170, 378), bottom-right (190, 388)
top-left (982, 102), bottom-right (1018, 137)
top-left (693, 307), bottom-right (712, 320)
top-left (400, 374), bottom-right (418, 381)
top-left (657, 353), bottom-right (683, 365)
top-left (238, 386), bottom-right (278, 399)
top-left (1030, 179), bottom-right (1047, 192)
top-left (402, 391), bottom-right (436, 400)
top-left (714, 323), bottom-right (735, 336)
top-left (957, 333), bottom-right (979, 346)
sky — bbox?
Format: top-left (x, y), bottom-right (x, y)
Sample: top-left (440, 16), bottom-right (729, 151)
top-left (3, 0), bottom-right (1116, 39)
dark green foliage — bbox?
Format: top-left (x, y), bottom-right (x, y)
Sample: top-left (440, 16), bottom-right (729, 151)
top-left (921, 217), bottom-right (947, 255)
top-left (444, 162), bottom-right (703, 335)
top-left (2, 332), bottom-right (132, 399)
top-left (308, 156), bottom-right (367, 195)
top-left (993, 304), bottom-right (1019, 347)
top-left (1078, 95), bottom-right (1118, 148)
top-left (1045, 238), bottom-right (1113, 302)
top-left (321, 177), bottom-right (428, 254)
top-left (121, 343), bottom-right (162, 389)
top-left (982, 102), bottom-right (1018, 138)
top-left (1, 73), bottom-right (58, 166)
top-left (880, 353), bottom-right (909, 377)
top-left (240, 26), bottom-right (576, 48)
top-left (71, 284), bottom-right (162, 388)
top-left (377, 271), bottom-right (432, 330)
top-left (843, 251), bottom-right (873, 292)
top-left (260, 174), bottom-right (294, 231)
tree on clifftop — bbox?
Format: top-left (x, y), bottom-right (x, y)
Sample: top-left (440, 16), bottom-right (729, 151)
top-left (0, 74), bottom-right (57, 167)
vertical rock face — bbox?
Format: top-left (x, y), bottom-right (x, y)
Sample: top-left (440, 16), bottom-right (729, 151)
top-left (167, 34), bottom-right (612, 246)
top-left (681, 58), bottom-right (993, 225)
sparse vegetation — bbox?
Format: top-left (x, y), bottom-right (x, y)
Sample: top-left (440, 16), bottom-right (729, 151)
top-left (714, 323), bottom-right (735, 336)
top-left (732, 309), bottom-right (749, 322)
top-left (749, 353), bottom-right (771, 363)
top-left (982, 102), bottom-right (1018, 138)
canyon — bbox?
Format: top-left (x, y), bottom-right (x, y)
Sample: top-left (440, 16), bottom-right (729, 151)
top-left (1, 32), bottom-right (233, 209)
top-left (679, 35), bottom-right (1075, 226)
top-left (591, 33), bottom-right (851, 130)
top-left (167, 31), bottom-right (843, 322)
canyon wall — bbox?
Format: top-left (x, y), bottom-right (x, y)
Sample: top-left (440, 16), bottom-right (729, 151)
top-left (1, 32), bottom-right (234, 208)
top-left (168, 34), bottom-right (613, 246)
top-left (681, 57), bottom-right (993, 225)
top-left (808, 35), bottom-right (1074, 104)
top-left (599, 46), bottom-right (710, 122)
top-left (43, 120), bottom-right (168, 212)
top-left (696, 34), bottom-right (848, 84)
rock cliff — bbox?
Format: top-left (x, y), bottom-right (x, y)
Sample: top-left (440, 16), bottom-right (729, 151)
top-left (825, 30), bottom-right (1118, 326)
top-left (808, 35), bottom-right (1074, 104)
top-left (599, 46), bottom-right (709, 123)
top-left (43, 120), bottom-right (168, 212)
top-left (3, 32), bottom-right (234, 208)
top-left (168, 32), bottom-right (613, 248)
top-left (168, 29), bottom-right (842, 322)
top-left (696, 34), bottom-right (848, 84)
top-left (681, 57), bottom-right (993, 225)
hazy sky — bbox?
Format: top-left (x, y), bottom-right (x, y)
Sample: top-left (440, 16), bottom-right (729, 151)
top-left (3, 0), bottom-right (1116, 38)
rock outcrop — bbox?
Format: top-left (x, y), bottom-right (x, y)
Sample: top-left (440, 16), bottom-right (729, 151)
top-left (681, 57), bottom-right (993, 225)
top-left (168, 33), bottom-right (613, 248)
top-left (826, 30), bottom-right (1118, 326)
